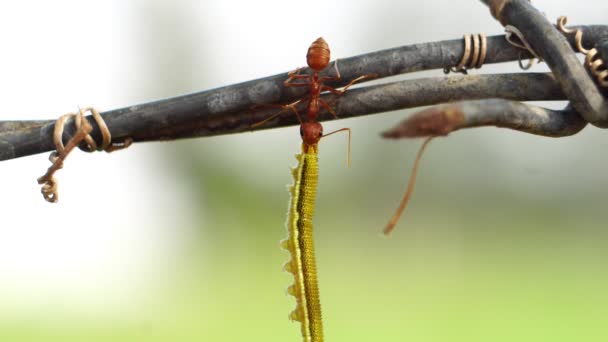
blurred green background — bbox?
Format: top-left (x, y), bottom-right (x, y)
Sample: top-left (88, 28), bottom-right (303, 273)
top-left (1, 1), bottom-right (607, 341)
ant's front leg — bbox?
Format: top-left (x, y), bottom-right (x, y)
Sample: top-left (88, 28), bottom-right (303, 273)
top-left (322, 74), bottom-right (375, 95)
top-left (319, 60), bottom-right (342, 83)
top-left (284, 67), bottom-right (311, 87)
top-left (320, 60), bottom-right (376, 93)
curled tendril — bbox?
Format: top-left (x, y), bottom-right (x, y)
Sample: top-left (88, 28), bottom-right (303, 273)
top-left (557, 16), bottom-right (608, 88)
top-left (444, 33), bottom-right (487, 74)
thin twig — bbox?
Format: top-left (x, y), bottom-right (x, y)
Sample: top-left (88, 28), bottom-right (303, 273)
top-left (383, 136), bottom-right (434, 236)
top-left (381, 99), bottom-right (586, 138)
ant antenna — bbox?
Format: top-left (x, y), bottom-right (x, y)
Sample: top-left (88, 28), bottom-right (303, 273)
top-left (321, 127), bottom-right (351, 168)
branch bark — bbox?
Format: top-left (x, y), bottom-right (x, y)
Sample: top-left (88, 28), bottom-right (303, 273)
top-left (382, 100), bottom-right (585, 138)
top-left (480, 0), bottom-right (608, 127)
top-left (0, 73), bottom-right (566, 161)
top-left (0, 24), bottom-right (606, 161)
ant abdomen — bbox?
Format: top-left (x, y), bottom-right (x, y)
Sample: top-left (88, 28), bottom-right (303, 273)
top-left (306, 37), bottom-right (331, 71)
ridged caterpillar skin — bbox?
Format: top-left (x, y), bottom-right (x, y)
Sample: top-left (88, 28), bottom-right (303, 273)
top-left (281, 143), bottom-right (323, 342)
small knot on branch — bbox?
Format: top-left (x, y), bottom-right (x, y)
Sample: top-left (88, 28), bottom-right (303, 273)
top-left (36, 107), bottom-right (133, 203)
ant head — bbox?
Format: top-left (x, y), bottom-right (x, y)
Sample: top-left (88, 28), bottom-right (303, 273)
top-left (306, 37), bottom-right (330, 72)
top-left (300, 121), bottom-right (323, 148)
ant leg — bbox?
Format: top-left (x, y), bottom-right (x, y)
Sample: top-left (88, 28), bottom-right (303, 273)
top-left (321, 127), bottom-right (351, 168)
top-left (383, 136), bottom-right (434, 236)
top-left (322, 74), bottom-right (374, 95)
top-left (284, 81), bottom-right (310, 88)
top-left (250, 99), bottom-right (304, 128)
top-left (284, 67), bottom-right (311, 87)
top-left (319, 73), bottom-right (376, 120)
top-left (288, 67), bottom-right (307, 78)
top-left (320, 59), bottom-right (377, 92)
top-left (319, 59), bottom-right (342, 82)
top-left (319, 98), bottom-right (338, 119)
top-left (340, 74), bottom-right (375, 92)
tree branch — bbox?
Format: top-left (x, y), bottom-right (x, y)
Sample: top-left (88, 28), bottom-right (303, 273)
top-left (382, 100), bottom-right (585, 138)
top-left (0, 73), bottom-right (566, 161)
top-left (0, 25), bottom-right (606, 161)
top-left (480, 0), bottom-right (608, 127)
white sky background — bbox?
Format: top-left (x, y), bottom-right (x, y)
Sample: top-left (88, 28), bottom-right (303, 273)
top-left (0, 0), bottom-right (606, 320)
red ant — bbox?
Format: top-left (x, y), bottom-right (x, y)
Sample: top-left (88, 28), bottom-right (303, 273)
top-left (254, 37), bottom-right (371, 162)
